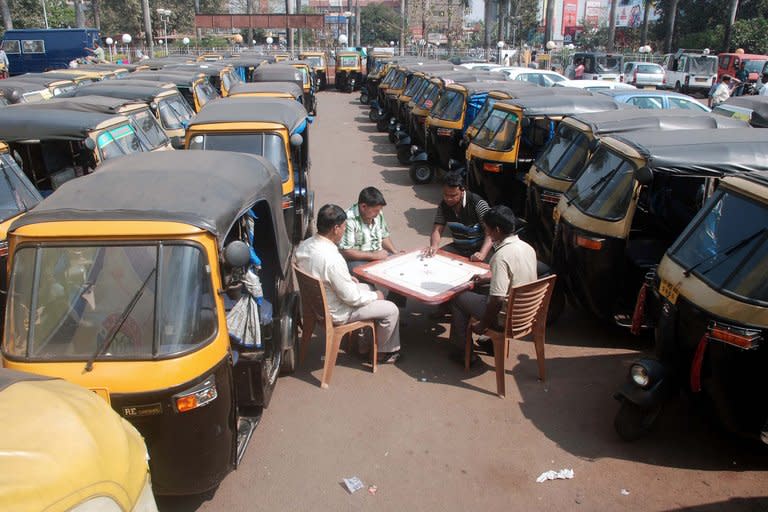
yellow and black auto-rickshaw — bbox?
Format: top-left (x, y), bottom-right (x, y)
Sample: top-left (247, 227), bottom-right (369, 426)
top-left (273, 53), bottom-right (291, 63)
top-left (614, 172), bottom-right (768, 444)
top-left (552, 128), bottom-right (768, 329)
top-left (164, 62), bottom-right (242, 97)
top-left (227, 81), bottom-right (304, 105)
top-left (227, 55), bottom-right (275, 82)
top-left (133, 70), bottom-right (219, 112)
top-left (0, 81), bottom-right (57, 103)
top-left (185, 97), bottom-right (313, 243)
top-left (526, 110), bottom-right (747, 262)
top-left (360, 52), bottom-right (395, 104)
top-left (299, 51), bottom-right (329, 89)
top-left (63, 81), bottom-right (196, 148)
top-left (465, 95), bottom-right (624, 211)
top-left (7, 74), bottom-right (78, 96)
top-left (335, 51), bottom-right (363, 93)
top-left (2, 150), bottom-right (301, 495)
top-left (251, 64), bottom-right (316, 115)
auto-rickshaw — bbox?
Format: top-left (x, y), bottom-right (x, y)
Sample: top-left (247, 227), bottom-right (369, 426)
top-left (288, 60), bottom-right (318, 114)
top-left (335, 51), bottom-right (363, 93)
top-left (565, 52), bottom-right (625, 81)
top-left (140, 56), bottom-right (197, 70)
top-left (299, 51), bottom-right (329, 89)
top-left (63, 82), bottom-right (196, 148)
top-left (19, 96), bottom-right (173, 152)
top-left (360, 52), bottom-right (395, 104)
top-left (614, 172), bottom-right (768, 444)
top-left (273, 53), bottom-right (291, 63)
top-left (227, 81), bottom-right (304, 105)
top-left (712, 95), bottom-right (768, 127)
top-left (0, 81), bottom-right (56, 103)
top-left (41, 69), bottom-right (105, 86)
top-left (227, 55), bottom-right (274, 82)
top-left (251, 64), bottom-right (315, 115)
top-left (8, 74), bottom-right (78, 96)
top-left (197, 52), bottom-right (224, 62)
top-left (185, 97), bottom-right (313, 243)
top-left (133, 70), bottom-right (219, 112)
top-left (465, 95), bottom-right (625, 211)
top-left (164, 62), bottom-right (241, 97)
top-left (0, 368), bottom-right (157, 511)
top-left (526, 110), bottom-right (747, 262)
top-left (0, 107), bottom-right (151, 194)
top-left (1, 150), bottom-right (301, 495)
top-left (551, 128), bottom-right (768, 328)
top-left (77, 62), bottom-right (138, 76)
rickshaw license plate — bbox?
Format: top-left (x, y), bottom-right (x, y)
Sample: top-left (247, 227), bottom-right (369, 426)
top-left (90, 387), bottom-right (111, 404)
top-left (552, 208), bottom-right (561, 224)
top-left (659, 279), bottom-right (680, 304)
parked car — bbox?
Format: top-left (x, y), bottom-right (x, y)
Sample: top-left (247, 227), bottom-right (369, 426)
top-left (598, 89), bottom-right (710, 111)
top-left (492, 66), bottom-right (567, 87)
top-left (459, 62), bottom-right (503, 71)
top-left (554, 79), bottom-right (636, 92)
top-left (622, 61), bottom-right (666, 88)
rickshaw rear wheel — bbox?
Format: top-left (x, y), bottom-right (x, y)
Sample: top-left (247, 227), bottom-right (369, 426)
top-left (279, 302), bottom-right (300, 375)
top-left (410, 163), bottom-right (435, 185)
top-left (614, 399), bottom-right (662, 441)
top-left (369, 108), bottom-right (378, 122)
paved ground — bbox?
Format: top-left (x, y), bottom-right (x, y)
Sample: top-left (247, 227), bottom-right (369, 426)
top-left (158, 90), bottom-right (768, 512)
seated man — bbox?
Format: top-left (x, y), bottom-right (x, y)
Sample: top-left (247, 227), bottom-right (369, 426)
top-left (296, 204), bottom-right (402, 363)
top-left (339, 186), bottom-right (400, 271)
top-left (448, 205), bottom-right (537, 364)
top-left (423, 172), bottom-right (493, 262)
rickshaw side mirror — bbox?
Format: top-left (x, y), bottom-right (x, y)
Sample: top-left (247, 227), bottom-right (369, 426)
top-left (224, 240), bottom-right (251, 268)
top-left (83, 138), bottom-right (96, 151)
top-left (635, 166), bottom-right (653, 186)
top-left (290, 134), bottom-right (303, 147)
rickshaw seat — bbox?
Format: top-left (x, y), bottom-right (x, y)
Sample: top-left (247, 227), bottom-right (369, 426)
top-left (464, 275), bottom-right (557, 398)
top-left (293, 265), bottom-right (378, 389)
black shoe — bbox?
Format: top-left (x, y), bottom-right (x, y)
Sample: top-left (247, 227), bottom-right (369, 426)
top-left (377, 351), bottom-right (403, 364)
top-left (475, 336), bottom-right (494, 356)
top-left (449, 348), bottom-right (479, 367)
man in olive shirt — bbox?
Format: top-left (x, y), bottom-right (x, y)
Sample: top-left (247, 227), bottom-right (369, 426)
top-left (448, 205), bottom-right (537, 364)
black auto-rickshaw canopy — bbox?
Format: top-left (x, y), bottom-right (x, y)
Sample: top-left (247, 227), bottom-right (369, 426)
top-left (71, 78), bottom-right (177, 89)
top-left (133, 71), bottom-right (205, 85)
top-left (191, 97), bottom-right (308, 134)
top-left (228, 81), bottom-right (303, 100)
top-left (718, 95), bottom-right (768, 128)
top-left (9, 74), bottom-right (77, 88)
top-left (78, 62), bottom-right (144, 72)
top-left (14, 95), bottom-right (145, 114)
top-left (140, 57), bottom-right (197, 70)
top-left (0, 107), bottom-right (126, 141)
top-left (251, 65), bottom-right (304, 87)
top-left (498, 95), bottom-right (625, 117)
top-left (62, 83), bottom-right (177, 102)
top-left (228, 55), bottom-right (275, 66)
top-left (567, 109), bottom-right (748, 136)
top-left (10, 151), bottom-right (292, 275)
top-left (0, 83), bottom-right (49, 103)
top-left (609, 128), bottom-right (768, 176)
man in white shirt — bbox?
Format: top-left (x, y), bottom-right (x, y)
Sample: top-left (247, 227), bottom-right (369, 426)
top-left (448, 205), bottom-right (537, 364)
top-left (711, 75), bottom-right (733, 106)
top-left (295, 204), bottom-right (402, 363)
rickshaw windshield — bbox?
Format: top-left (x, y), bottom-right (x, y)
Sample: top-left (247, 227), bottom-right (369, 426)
top-left (403, 76), bottom-right (424, 97)
top-left (304, 56), bottom-right (323, 67)
top-left (194, 81), bottom-right (218, 107)
top-left (473, 109), bottom-right (518, 151)
top-left (129, 109), bottom-right (169, 149)
top-left (536, 123), bottom-right (590, 181)
top-left (596, 56), bottom-right (623, 73)
top-left (188, 133), bottom-right (289, 181)
top-left (381, 68), bottom-right (397, 85)
top-left (412, 81), bottom-right (434, 105)
top-left (390, 72), bottom-right (407, 90)
top-left (470, 98), bottom-right (499, 131)
top-left (565, 146), bottom-right (635, 221)
top-left (431, 90), bottom-right (464, 121)
top-left (3, 243), bottom-right (217, 361)
top-left (158, 95), bottom-right (194, 130)
top-left (339, 55), bottom-right (359, 68)
top-left (670, 190), bottom-right (768, 304)
top-left (418, 83), bottom-right (440, 109)
top-left (97, 123), bottom-right (146, 161)
top-left (0, 154), bottom-right (41, 221)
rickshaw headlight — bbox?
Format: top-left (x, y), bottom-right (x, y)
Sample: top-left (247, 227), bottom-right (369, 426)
top-left (630, 364), bottom-right (650, 388)
top-left (174, 376), bottom-right (218, 413)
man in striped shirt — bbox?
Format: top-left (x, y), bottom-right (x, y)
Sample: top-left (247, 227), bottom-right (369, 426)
top-left (423, 172), bottom-right (493, 262)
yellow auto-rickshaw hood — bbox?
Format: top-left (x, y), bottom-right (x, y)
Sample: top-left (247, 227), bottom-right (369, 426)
top-left (0, 377), bottom-right (150, 511)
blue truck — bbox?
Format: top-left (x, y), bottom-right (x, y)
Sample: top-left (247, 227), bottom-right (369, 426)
top-left (1, 28), bottom-right (101, 75)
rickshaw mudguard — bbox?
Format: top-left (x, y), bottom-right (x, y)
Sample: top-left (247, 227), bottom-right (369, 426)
top-left (109, 356), bottom-right (237, 495)
top-left (395, 134), bottom-right (411, 148)
top-left (410, 149), bottom-right (429, 163)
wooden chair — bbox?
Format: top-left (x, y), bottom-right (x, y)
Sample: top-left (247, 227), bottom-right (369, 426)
top-left (465, 275), bottom-right (556, 398)
top-left (294, 265), bottom-right (378, 388)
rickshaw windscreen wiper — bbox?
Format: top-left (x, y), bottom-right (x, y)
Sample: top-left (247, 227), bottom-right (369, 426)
top-left (566, 164), bottom-right (621, 206)
top-left (84, 267), bottom-right (156, 372)
top-left (683, 227), bottom-right (767, 277)
top-left (0, 160), bottom-right (27, 212)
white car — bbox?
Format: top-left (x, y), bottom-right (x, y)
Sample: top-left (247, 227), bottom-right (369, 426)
top-left (554, 79), bottom-right (636, 92)
top-left (491, 66), bottom-right (567, 87)
top-left (623, 61), bottom-right (666, 88)
top-left (458, 62), bottom-right (504, 71)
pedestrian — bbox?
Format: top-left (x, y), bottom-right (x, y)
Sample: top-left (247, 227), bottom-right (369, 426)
top-left (84, 41), bottom-right (106, 63)
top-left (759, 72), bottom-right (768, 95)
top-left (295, 204), bottom-right (402, 363)
top-left (447, 205), bottom-right (537, 365)
top-left (574, 57), bottom-right (585, 80)
top-left (0, 47), bottom-right (9, 78)
top-left (423, 171), bottom-right (493, 262)
top-left (711, 75), bottom-right (733, 107)
top-left (735, 62), bottom-right (749, 96)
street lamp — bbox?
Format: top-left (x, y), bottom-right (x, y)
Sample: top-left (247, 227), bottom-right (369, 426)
top-left (638, 44), bottom-right (651, 62)
top-left (121, 33), bottom-right (131, 62)
top-left (497, 40), bottom-right (505, 65)
top-left (105, 36), bottom-right (113, 62)
top-left (182, 37), bottom-right (190, 55)
top-left (343, 11), bottom-right (353, 43)
top-left (156, 8), bottom-right (172, 57)
top-left (338, 33), bottom-right (348, 48)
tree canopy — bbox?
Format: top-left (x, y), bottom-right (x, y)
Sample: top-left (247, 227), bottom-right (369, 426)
top-left (360, 3), bottom-right (401, 46)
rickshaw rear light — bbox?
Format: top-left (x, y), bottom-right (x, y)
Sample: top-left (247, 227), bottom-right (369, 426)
top-left (540, 191), bottom-right (562, 205)
top-left (707, 323), bottom-right (762, 350)
top-left (575, 234), bottom-right (604, 250)
top-left (483, 162), bottom-right (502, 173)
top-left (282, 194), bottom-right (293, 210)
top-left (174, 377), bottom-right (218, 413)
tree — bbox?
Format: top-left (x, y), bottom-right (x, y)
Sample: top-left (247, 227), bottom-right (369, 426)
top-left (722, 0), bottom-right (738, 51)
top-left (1, 0), bottom-right (13, 29)
top-left (360, 3), bottom-right (401, 46)
top-left (606, 0), bottom-right (617, 51)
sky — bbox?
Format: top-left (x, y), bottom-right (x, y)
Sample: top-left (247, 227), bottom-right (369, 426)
top-left (467, 0), bottom-right (484, 21)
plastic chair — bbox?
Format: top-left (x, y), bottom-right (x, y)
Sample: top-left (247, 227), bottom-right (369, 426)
top-left (294, 265), bottom-right (377, 388)
top-left (465, 275), bottom-right (557, 397)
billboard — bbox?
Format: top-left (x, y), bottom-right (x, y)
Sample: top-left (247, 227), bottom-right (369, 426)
top-left (615, 0), bottom-right (660, 28)
top-left (561, 0), bottom-right (578, 33)
top-left (585, 0), bottom-right (603, 26)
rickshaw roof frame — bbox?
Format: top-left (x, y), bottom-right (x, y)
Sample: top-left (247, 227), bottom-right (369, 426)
top-left (10, 150), bottom-right (292, 272)
top-left (189, 96), bottom-right (309, 134)
top-left (604, 128), bottom-right (768, 177)
top-left (563, 109), bottom-right (748, 137)
top-left (228, 81), bottom-right (302, 99)
top-left (0, 107), bottom-right (130, 141)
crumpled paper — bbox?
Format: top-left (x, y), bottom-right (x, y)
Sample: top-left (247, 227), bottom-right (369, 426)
top-left (536, 468), bottom-right (575, 483)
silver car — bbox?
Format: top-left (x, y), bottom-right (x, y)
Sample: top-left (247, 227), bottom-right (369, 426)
top-left (623, 61), bottom-right (665, 88)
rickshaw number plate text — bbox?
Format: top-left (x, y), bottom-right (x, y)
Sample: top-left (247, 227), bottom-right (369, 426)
top-left (659, 279), bottom-right (680, 304)
top-left (122, 403), bottom-right (163, 417)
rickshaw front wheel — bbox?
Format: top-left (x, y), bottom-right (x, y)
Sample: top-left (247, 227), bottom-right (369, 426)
top-left (410, 163), bottom-right (435, 185)
top-left (368, 108), bottom-right (378, 122)
top-left (360, 91), bottom-right (370, 104)
top-left (614, 399), bottom-right (662, 441)
top-left (376, 117), bottom-right (390, 132)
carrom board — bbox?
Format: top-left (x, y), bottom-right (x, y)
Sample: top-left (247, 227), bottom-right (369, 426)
top-left (353, 249), bottom-right (489, 305)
